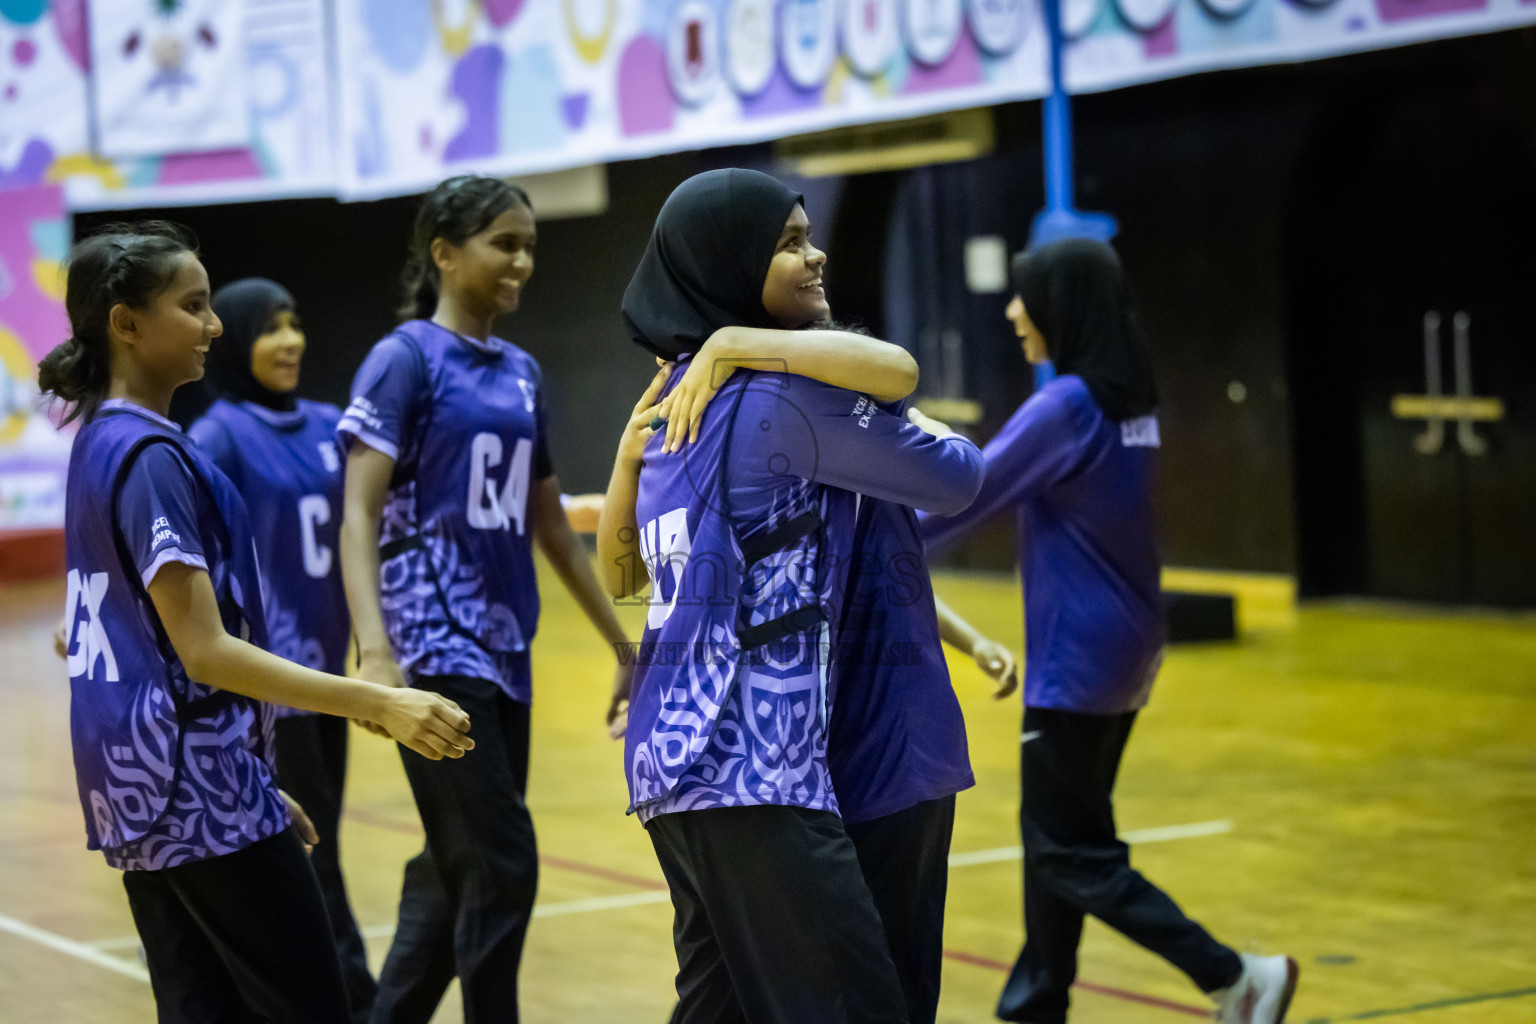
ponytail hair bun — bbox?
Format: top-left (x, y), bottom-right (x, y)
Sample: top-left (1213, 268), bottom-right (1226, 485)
top-left (39, 221), bottom-right (198, 425)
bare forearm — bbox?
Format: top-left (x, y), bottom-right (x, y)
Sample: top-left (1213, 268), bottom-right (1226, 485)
top-left (185, 633), bottom-right (390, 720)
top-left (340, 514), bottom-right (391, 658)
top-left (715, 327), bottom-right (918, 402)
top-left (935, 594), bottom-right (982, 656)
top-left (596, 456), bottom-right (644, 599)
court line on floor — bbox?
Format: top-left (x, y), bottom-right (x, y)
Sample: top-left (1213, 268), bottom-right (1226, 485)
top-left (0, 912), bottom-right (150, 983)
top-left (947, 819), bottom-right (1232, 867)
top-left (344, 807), bottom-right (673, 891)
top-left (346, 808), bottom-right (1234, 884)
top-left (942, 948), bottom-right (1210, 1018)
top-left (1300, 986), bottom-right (1536, 1023)
top-left (359, 890), bottom-right (679, 939)
top-left (53, 817), bottom-right (1236, 999)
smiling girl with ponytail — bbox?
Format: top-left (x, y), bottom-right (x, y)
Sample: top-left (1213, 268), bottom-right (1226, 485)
top-left (46, 221), bottom-right (473, 1022)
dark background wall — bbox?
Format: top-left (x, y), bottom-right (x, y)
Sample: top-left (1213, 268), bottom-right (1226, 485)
top-left (76, 28), bottom-right (1536, 592)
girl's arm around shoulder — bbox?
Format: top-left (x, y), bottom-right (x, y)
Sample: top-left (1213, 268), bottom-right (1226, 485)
top-left (739, 375), bottom-right (983, 515)
top-left (657, 325), bottom-right (918, 453)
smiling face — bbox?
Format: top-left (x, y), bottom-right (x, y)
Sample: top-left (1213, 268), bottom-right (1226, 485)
top-left (110, 252), bottom-right (222, 389)
top-left (1006, 293), bottom-right (1049, 365)
top-left (250, 307), bottom-right (305, 394)
top-left (433, 201), bottom-right (537, 320)
top-left (760, 204), bottom-right (829, 329)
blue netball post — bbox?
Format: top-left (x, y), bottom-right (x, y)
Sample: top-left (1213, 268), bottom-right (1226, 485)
top-left (1031, 0), bottom-right (1118, 250)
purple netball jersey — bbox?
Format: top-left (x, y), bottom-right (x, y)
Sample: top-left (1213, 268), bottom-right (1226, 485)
top-left (627, 367), bottom-right (983, 822)
top-left (191, 399), bottom-right (348, 715)
top-left (63, 400), bottom-right (289, 871)
top-left (829, 480), bottom-right (975, 826)
top-left (337, 320), bottom-right (553, 703)
top-left (920, 375), bottom-right (1166, 715)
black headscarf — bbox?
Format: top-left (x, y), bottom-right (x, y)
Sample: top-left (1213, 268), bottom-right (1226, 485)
top-left (1012, 238), bottom-right (1158, 422)
top-left (623, 169), bottom-right (804, 359)
top-left (207, 277), bottom-right (298, 412)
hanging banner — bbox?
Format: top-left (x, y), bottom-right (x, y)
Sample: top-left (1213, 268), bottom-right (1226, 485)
top-left (87, 0), bottom-right (250, 159)
top-left (3, 0), bottom-right (336, 211)
top-left (0, 185), bottom-right (72, 531)
top-left (6, 0), bottom-right (1536, 208)
top-left (331, 0), bottom-right (1536, 201)
top-left (331, 0), bottom-right (1052, 199)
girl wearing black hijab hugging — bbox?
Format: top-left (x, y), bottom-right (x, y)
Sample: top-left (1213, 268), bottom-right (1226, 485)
top-left (597, 168), bottom-right (987, 1023)
top-left (918, 239), bottom-right (1298, 1024)
top-left (189, 279), bottom-right (378, 1022)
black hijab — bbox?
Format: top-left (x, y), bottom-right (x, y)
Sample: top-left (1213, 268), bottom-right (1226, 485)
top-left (1012, 238), bottom-right (1158, 422)
top-left (207, 277), bottom-right (298, 412)
top-left (623, 169), bottom-right (804, 359)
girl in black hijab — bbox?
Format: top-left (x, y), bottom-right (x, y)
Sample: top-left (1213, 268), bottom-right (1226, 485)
top-left (1013, 237), bottom-right (1157, 421)
top-left (920, 238), bottom-right (1299, 1024)
top-left (202, 278), bottom-right (302, 411)
top-left (599, 169), bottom-right (989, 1024)
top-left (189, 279), bottom-right (379, 1022)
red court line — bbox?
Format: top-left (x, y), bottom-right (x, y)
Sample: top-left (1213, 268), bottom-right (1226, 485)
top-left (347, 808), bottom-right (1209, 1016)
top-left (538, 854), bottom-right (668, 892)
top-left (344, 808), bottom-right (668, 891)
top-left (942, 949), bottom-right (1211, 1018)
top-left (342, 807), bottom-right (423, 836)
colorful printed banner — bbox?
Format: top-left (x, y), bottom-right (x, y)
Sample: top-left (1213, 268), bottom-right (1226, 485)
top-left (87, 0), bottom-right (250, 160)
top-left (333, 0), bottom-right (1536, 199)
top-left (0, 184), bottom-right (71, 530)
top-left (4, 0), bottom-right (1536, 209)
top-left (2, 0), bottom-right (336, 211)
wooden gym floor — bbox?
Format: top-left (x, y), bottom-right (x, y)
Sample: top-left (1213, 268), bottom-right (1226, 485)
top-left (1, 562), bottom-right (1532, 1023)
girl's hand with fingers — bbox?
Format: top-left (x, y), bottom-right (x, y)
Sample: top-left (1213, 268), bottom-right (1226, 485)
top-left (620, 362), bottom-right (673, 465)
top-left (660, 331), bottom-right (738, 452)
top-left (971, 638), bottom-right (1019, 699)
top-left (907, 406), bottom-right (957, 439)
top-left (280, 789), bottom-right (320, 854)
top-left (606, 657), bottom-right (634, 741)
top-left (377, 689), bottom-right (475, 760)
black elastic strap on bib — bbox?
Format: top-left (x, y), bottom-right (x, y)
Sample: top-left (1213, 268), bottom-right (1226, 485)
top-left (736, 604), bottom-right (827, 649)
top-left (378, 535), bottom-right (420, 561)
top-left (739, 510), bottom-right (821, 565)
top-left (715, 376), bottom-right (831, 651)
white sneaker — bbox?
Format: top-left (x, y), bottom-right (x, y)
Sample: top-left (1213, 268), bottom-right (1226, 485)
top-left (1212, 953), bottom-right (1299, 1024)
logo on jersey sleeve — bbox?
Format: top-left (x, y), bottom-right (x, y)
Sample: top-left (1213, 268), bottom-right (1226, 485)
top-left (65, 569), bottom-right (119, 682)
top-left (516, 378), bottom-right (537, 413)
top-left (467, 432), bottom-right (532, 533)
top-left (150, 516), bottom-right (182, 551)
top-left (298, 494), bottom-right (334, 578)
top-left (342, 395), bottom-right (386, 434)
top-left (317, 441), bottom-right (341, 473)
top-left (1120, 415), bottom-right (1161, 448)
top-left (850, 396), bottom-right (875, 429)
